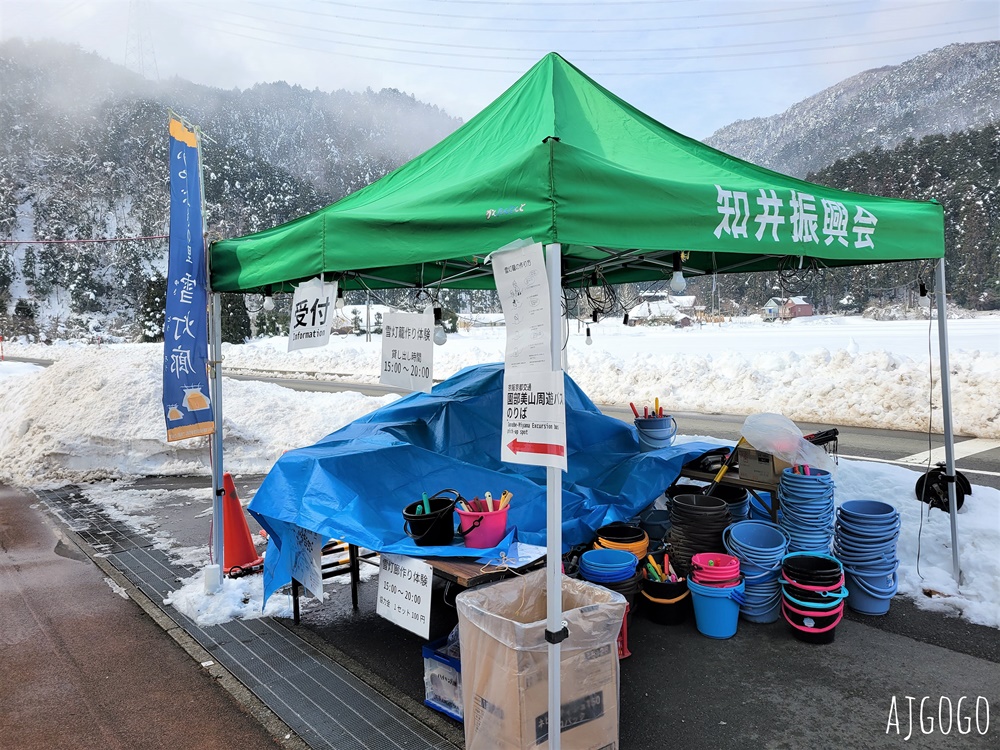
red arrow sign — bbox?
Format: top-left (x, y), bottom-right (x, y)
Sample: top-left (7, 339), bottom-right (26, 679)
top-left (507, 438), bottom-right (565, 457)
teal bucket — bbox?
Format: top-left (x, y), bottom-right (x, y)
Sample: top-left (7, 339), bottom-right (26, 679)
top-left (687, 577), bottom-right (745, 639)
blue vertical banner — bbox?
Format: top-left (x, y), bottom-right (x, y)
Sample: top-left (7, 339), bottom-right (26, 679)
top-left (163, 117), bottom-right (215, 442)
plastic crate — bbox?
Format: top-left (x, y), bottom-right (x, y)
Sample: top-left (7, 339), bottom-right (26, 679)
top-left (422, 636), bottom-right (463, 722)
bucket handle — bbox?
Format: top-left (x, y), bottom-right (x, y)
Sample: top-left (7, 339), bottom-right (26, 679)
top-left (402, 488), bottom-right (461, 543)
top-left (781, 601), bottom-right (843, 633)
top-left (845, 570), bottom-right (898, 599)
top-left (641, 588), bottom-right (689, 605)
top-left (455, 515), bottom-right (484, 538)
top-left (780, 586), bottom-right (849, 610)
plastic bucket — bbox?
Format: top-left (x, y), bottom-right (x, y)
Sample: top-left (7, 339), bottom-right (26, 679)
top-left (726, 521), bottom-right (788, 559)
top-left (402, 493), bottom-right (457, 546)
top-left (838, 499), bottom-right (899, 523)
top-left (688, 577), bottom-right (745, 639)
top-left (844, 569), bottom-right (897, 615)
top-left (640, 579), bottom-right (690, 625)
top-left (782, 598), bottom-right (844, 644)
top-left (690, 552), bottom-right (741, 586)
top-left (635, 415), bottom-right (678, 451)
top-left (782, 552), bottom-right (842, 584)
top-left (637, 508), bottom-right (671, 542)
top-left (456, 505), bottom-right (509, 548)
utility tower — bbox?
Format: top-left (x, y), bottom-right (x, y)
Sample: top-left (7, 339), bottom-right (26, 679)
top-left (125, 0), bottom-right (160, 80)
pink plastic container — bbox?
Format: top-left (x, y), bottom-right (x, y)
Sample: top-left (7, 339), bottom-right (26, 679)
top-left (456, 506), bottom-right (509, 548)
top-left (690, 552), bottom-right (741, 587)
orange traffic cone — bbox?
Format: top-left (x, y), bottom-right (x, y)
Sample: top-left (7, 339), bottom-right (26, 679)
top-left (222, 472), bottom-right (264, 577)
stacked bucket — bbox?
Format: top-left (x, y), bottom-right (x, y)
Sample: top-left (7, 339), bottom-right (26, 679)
top-left (687, 553), bottom-right (745, 639)
top-left (667, 494), bottom-right (731, 576)
top-left (702, 485), bottom-right (751, 523)
top-left (834, 500), bottom-right (900, 615)
top-left (776, 468), bottom-right (835, 553)
top-left (779, 552), bottom-right (848, 644)
top-left (724, 520), bottom-right (790, 623)
top-left (579, 548), bottom-right (642, 610)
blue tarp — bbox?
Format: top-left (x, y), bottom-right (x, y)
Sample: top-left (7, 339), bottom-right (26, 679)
top-left (249, 362), bottom-right (715, 602)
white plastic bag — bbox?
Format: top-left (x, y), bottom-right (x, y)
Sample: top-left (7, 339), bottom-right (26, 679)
top-left (740, 413), bottom-right (835, 475)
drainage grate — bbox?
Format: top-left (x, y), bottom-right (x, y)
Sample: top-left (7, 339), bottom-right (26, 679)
top-left (36, 486), bottom-right (458, 750)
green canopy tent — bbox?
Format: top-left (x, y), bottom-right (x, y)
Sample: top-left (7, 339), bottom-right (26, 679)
top-left (207, 53), bottom-right (959, 745)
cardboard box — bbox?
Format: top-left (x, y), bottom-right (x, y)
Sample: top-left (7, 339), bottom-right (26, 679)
top-left (423, 637), bottom-right (463, 721)
top-left (737, 444), bottom-right (792, 484)
top-left (456, 569), bottom-right (626, 750)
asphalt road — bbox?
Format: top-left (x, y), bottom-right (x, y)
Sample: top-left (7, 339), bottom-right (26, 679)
top-left (226, 372), bottom-right (1000, 493)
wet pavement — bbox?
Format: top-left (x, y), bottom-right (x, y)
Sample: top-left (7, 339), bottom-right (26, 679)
top-left (15, 474), bottom-right (1000, 749)
top-left (0, 484), bottom-right (284, 750)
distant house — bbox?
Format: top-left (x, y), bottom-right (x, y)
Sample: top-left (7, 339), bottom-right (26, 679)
top-left (626, 297), bottom-right (692, 327)
top-left (762, 296), bottom-right (813, 321)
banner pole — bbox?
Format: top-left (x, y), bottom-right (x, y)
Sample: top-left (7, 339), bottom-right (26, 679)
top-left (209, 291), bottom-right (224, 589)
top-left (198, 119), bottom-right (224, 592)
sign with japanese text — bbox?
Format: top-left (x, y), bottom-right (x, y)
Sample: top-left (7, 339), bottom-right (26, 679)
top-left (500, 364), bottom-right (567, 471)
top-left (492, 242), bottom-right (552, 372)
top-left (380, 310), bottom-right (434, 392)
top-left (162, 117), bottom-right (214, 442)
top-left (289, 526), bottom-right (325, 599)
top-left (713, 184), bottom-right (878, 250)
top-left (288, 277), bottom-right (335, 351)
top-left (376, 553), bottom-right (432, 638)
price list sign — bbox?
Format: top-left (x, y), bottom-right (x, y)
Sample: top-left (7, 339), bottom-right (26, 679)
top-left (380, 310), bottom-right (434, 392)
top-left (376, 553), bottom-right (433, 638)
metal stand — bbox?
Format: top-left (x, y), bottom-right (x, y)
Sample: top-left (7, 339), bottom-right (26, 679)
top-left (934, 258), bottom-right (961, 583)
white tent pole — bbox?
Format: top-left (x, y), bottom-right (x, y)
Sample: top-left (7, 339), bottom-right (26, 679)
top-left (209, 291), bottom-right (225, 589)
top-left (933, 258), bottom-right (961, 583)
top-left (544, 242), bottom-right (565, 749)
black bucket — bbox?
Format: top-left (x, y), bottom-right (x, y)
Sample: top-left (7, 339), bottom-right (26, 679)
top-left (402, 490), bottom-right (458, 547)
top-left (595, 523), bottom-right (646, 546)
top-left (700, 485), bottom-right (748, 504)
top-left (782, 555), bottom-right (843, 587)
top-left (597, 569), bottom-right (642, 613)
top-left (640, 576), bottom-right (690, 625)
top-left (668, 494), bottom-right (731, 576)
top-left (781, 599), bottom-right (843, 644)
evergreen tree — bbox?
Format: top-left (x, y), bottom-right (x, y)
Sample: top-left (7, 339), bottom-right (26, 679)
top-left (137, 272), bottom-right (166, 342)
top-left (220, 292), bottom-right (252, 344)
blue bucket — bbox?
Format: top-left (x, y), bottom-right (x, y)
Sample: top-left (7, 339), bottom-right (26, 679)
top-left (844, 569), bottom-right (897, 615)
top-left (687, 577), bottom-right (746, 639)
top-left (838, 499), bottom-right (899, 522)
top-left (635, 416), bottom-right (677, 452)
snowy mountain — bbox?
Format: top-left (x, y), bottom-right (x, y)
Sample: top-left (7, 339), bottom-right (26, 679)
top-left (705, 42), bottom-right (1000, 178)
top-left (0, 39), bottom-right (460, 338)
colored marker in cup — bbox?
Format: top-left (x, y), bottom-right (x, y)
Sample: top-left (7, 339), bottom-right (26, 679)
top-left (421, 492), bottom-right (430, 514)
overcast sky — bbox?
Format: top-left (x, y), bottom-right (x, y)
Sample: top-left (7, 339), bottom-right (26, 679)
top-left (2, 0), bottom-right (998, 138)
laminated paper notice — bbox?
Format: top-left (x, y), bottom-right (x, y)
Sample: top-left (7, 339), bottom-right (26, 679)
top-left (376, 553), bottom-right (433, 638)
top-left (492, 242), bottom-right (551, 372)
top-left (380, 310), bottom-right (434, 393)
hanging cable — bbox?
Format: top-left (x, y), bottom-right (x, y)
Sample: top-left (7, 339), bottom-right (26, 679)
top-left (915, 281), bottom-right (936, 580)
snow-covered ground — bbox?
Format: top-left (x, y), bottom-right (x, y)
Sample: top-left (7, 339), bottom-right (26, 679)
top-left (1, 314), bottom-right (997, 628)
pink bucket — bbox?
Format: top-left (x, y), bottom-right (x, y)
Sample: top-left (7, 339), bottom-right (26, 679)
top-left (456, 506), bottom-right (509, 548)
top-left (690, 552), bottom-right (741, 587)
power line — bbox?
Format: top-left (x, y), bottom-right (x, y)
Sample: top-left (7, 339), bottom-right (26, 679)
top-left (201, 8), bottom-right (994, 64)
top-left (187, 18), bottom-right (992, 77)
top-left (246, 0), bottom-right (953, 33)
top-left (0, 235), bottom-right (168, 245)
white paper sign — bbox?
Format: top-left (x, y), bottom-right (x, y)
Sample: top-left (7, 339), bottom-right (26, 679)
top-left (380, 310), bottom-right (434, 392)
top-left (500, 369), bottom-right (567, 470)
top-left (376, 553), bottom-right (433, 638)
top-left (287, 278), bottom-right (335, 351)
top-left (492, 242), bottom-right (551, 372)
top-left (289, 526), bottom-right (325, 599)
